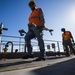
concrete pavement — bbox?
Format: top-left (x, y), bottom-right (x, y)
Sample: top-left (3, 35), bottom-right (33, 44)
top-left (0, 56), bottom-right (75, 75)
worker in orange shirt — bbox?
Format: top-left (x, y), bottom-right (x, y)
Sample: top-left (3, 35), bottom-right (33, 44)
top-left (23, 0), bottom-right (45, 61)
top-left (61, 28), bottom-right (75, 56)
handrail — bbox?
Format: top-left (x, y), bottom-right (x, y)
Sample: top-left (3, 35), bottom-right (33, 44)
top-left (0, 35), bottom-right (63, 53)
top-left (2, 35), bottom-right (24, 38)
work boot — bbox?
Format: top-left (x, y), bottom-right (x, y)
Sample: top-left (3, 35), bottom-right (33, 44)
top-left (33, 57), bottom-right (45, 61)
top-left (22, 54), bottom-right (34, 59)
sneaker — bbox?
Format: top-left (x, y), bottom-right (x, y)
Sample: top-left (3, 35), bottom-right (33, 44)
top-left (33, 57), bottom-right (45, 61)
top-left (22, 54), bottom-right (34, 59)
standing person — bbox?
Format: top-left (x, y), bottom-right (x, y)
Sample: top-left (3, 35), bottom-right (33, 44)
top-left (61, 28), bottom-right (75, 56)
top-left (23, 0), bottom-right (45, 61)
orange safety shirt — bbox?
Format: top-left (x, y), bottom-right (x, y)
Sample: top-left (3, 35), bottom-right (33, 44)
top-left (62, 31), bottom-right (71, 41)
top-left (29, 8), bottom-right (42, 26)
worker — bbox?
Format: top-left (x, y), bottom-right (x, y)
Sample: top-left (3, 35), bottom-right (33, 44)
top-left (61, 28), bottom-right (75, 56)
top-left (23, 0), bottom-right (45, 61)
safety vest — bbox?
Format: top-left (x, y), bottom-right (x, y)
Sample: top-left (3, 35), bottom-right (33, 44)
top-left (29, 8), bottom-right (41, 26)
top-left (62, 31), bottom-right (71, 41)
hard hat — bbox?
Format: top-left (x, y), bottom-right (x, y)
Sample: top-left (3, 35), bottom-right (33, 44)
top-left (28, 0), bottom-right (36, 7)
top-left (61, 28), bottom-right (65, 31)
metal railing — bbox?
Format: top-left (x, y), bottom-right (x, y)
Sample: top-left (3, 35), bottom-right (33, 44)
top-left (0, 35), bottom-right (64, 53)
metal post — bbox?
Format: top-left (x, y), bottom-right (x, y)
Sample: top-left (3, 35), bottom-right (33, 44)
top-left (0, 23), bottom-right (8, 53)
top-left (24, 43), bottom-right (26, 53)
top-left (19, 38), bottom-right (21, 52)
top-left (57, 42), bottom-right (60, 52)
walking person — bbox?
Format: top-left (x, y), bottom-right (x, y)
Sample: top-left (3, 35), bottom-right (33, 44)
top-left (23, 0), bottom-right (45, 61)
top-left (61, 28), bottom-right (75, 56)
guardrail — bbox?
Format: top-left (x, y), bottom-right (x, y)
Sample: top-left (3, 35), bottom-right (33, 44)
top-left (0, 35), bottom-right (64, 53)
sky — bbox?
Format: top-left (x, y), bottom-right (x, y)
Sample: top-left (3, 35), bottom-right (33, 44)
top-left (0, 0), bottom-right (75, 41)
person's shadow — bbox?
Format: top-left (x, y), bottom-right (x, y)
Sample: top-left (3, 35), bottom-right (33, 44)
top-left (31, 58), bottom-right (75, 75)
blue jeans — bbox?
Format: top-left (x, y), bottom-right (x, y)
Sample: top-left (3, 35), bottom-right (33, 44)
top-left (25, 26), bottom-right (45, 58)
top-left (63, 40), bottom-right (74, 55)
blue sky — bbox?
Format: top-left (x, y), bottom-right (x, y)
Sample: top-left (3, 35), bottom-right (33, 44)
top-left (0, 0), bottom-right (75, 41)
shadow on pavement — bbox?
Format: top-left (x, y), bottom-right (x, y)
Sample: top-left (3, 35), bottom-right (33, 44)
top-left (46, 56), bottom-right (65, 60)
top-left (0, 60), bottom-right (32, 68)
top-left (0, 56), bottom-right (65, 68)
top-left (31, 58), bottom-right (75, 75)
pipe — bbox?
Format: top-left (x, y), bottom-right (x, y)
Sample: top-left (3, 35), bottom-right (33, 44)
top-left (5, 41), bottom-right (13, 53)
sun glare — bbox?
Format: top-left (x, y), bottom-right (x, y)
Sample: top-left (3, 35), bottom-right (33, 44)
top-left (69, 4), bottom-right (75, 23)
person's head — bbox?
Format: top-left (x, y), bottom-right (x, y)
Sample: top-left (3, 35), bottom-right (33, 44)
top-left (28, 0), bottom-right (36, 11)
top-left (61, 28), bottom-right (66, 32)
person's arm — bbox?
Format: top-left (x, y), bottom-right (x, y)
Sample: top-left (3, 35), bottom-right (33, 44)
top-left (39, 8), bottom-right (45, 28)
top-left (62, 35), bottom-right (64, 45)
top-left (69, 31), bottom-right (74, 43)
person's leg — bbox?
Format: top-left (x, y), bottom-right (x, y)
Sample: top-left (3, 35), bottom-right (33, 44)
top-left (22, 31), bottom-right (34, 59)
top-left (25, 31), bottom-right (35, 55)
top-left (63, 42), bottom-right (70, 56)
top-left (68, 41), bottom-right (75, 55)
top-left (22, 31), bottom-right (35, 59)
top-left (32, 27), bottom-right (45, 60)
